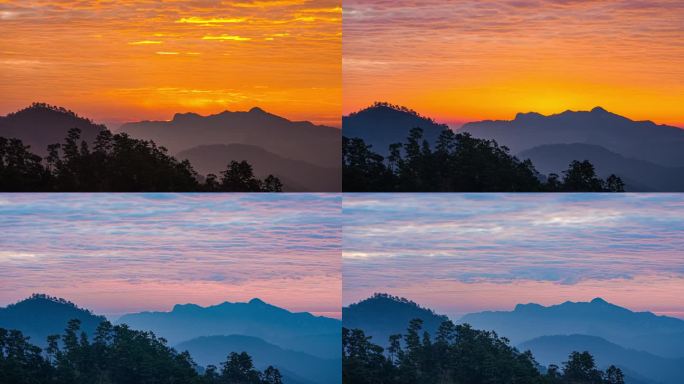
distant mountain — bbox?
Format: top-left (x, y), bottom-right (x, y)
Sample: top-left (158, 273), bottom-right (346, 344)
top-left (118, 298), bottom-right (340, 359)
top-left (342, 293), bottom-right (448, 347)
top-left (177, 335), bottom-right (340, 384)
top-left (177, 144), bottom-right (340, 192)
top-left (461, 107), bottom-right (684, 167)
top-left (520, 335), bottom-right (684, 384)
top-left (460, 298), bottom-right (684, 358)
top-left (342, 103), bottom-right (449, 156)
top-left (0, 294), bottom-right (105, 347)
top-left (519, 143), bottom-right (684, 191)
top-left (120, 107), bottom-right (341, 169)
top-left (0, 103), bottom-right (107, 156)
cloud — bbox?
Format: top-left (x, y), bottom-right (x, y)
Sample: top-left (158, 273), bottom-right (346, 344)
top-left (0, 194), bottom-right (341, 316)
top-left (128, 40), bottom-right (162, 45)
top-left (177, 16), bottom-right (247, 24)
top-left (343, 194), bottom-right (684, 314)
top-left (202, 34), bottom-right (251, 41)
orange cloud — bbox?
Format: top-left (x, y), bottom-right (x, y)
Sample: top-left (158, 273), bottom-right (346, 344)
top-left (0, 0), bottom-right (341, 127)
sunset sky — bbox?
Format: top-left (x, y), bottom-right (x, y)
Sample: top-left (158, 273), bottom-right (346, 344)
top-left (343, 194), bottom-right (684, 320)
top-left (0, 194), bottom-right (341, 319)
top-left (0, 0), bottom-right (341, 128)
top-left (344, 0), bottom-right (684, 128)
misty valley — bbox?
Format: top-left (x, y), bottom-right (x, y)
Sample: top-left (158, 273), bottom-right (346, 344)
top-left (0, 294), bottom-right (341, 384)
top-left (342, 294), bottom-right (684, 384)
top-left (0, 103), bottom-right (341, 192)
top-left (342, 103), bottom-right (684, 192)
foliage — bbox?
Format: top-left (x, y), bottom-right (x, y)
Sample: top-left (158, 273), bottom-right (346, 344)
top-left (0, 322), bottom-right (283, 384)
top-left (0, 129), bottom-right (281, 192)
top-left (343, 320), bottom-right (625, 384)
top-left (343, 128), bottom-right (625, 192)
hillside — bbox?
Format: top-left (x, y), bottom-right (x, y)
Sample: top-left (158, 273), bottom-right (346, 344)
top-left (519, 143), bottom-right (684, 191)
top-left (520, 334), bottom-right (684, 384)
top-left (0, 294), bottom-right (105, 347)
top-left (177, 335), bottom-right (340, 384)
top-left (461, 107), bottom-right (684, 167)
top-left (342, 103), bottom-right (449, 156)
top-left (342, 293), bottom-right (448, 347)
top-left (177, 144), bottom-right (340, 192)
top-left (118, 298), bottom-right (341, 359)
top-left (460, 298), bottom-right (684, 358)
top-left (120, 107), bottom-right (341, 169)
top-left (0, 103), bottom-right (107, 156)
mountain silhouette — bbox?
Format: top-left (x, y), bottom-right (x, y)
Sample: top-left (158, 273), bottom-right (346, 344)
top-left (120, 107), bottom-right (341, 169)
top-left (342, 293), bottom-right (448, 347)
top-left (460, 107), bottom-right (684, 167)
top-left (177, 143), bottom-right (340, 192)
top-left (460, 298), bottom-right (684, 359)
top-left (0, 294), bottom-right (105, 347)
top-left (0, 103), bottom-right (107, 156)
top-left (519, 143), bottom-right (684, 191)
top-left (342, 103), bottom-right (448, 156)
top-left (177, 335), bottom-right (340, 384)
top-left (520, 334), bottom-right (684, 384)
top-left (118, 298), bottom-right (340, 359)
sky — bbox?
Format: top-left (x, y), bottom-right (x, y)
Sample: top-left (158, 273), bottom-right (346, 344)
top-left (343, 0), bottom-right (684, 128)
top-left (343, 194), bottom-right (684, 320)
top-left (0, 193), bottom-right (342, 319)
top-left (0, 0), bottom-right (341, 128)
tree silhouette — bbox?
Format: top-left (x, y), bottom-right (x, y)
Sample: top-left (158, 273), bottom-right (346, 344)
top-left (343, 320), bottom-right (626, 384)
top-left (343, 130), bottom-right (625, 192)
top-left (0, 323), bottom-right (283, 384)
top-left (0, 131), bottom-right (282, 192)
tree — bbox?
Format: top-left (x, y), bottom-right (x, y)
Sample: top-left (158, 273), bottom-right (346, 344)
top-left (604, 365), bottom-right (625, 384)
top-left (221, 352), bottom-right (262, 384)
top-left (562, 351), bottom-right (603, 384)
top-left (0, 132), bottom-right (283, 192)
top-left (342, 131), bottom-right (626, 192)
top-left (0, 323), bottom-right (280, 384)
top-left (342, 321), bottom-right (627, 384)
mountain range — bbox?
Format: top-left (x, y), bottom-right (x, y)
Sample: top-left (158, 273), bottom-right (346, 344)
top-left (343, 104), bottom-right (684, 191)
top-left (0, 295), bottom-right (340, 384)
top-left (0, 104), bottom-right (341, 191)
top-left (343, 294), bottom-right (684, 384)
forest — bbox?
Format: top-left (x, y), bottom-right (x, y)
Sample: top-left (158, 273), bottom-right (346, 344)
top-left (0, 320), bottom-right (283, 384)
top-left (0, 129), bottom-right (282, 192)
top-left (343, 128), bottom-right (625, 192)
top-left (343, 319), bottom-right (625, 384)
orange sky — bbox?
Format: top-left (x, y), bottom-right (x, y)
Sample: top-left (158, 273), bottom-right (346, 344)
top-left (344, 0), bottom-right (684, 127)
top-left (0, 0), bottom-right (341, 128)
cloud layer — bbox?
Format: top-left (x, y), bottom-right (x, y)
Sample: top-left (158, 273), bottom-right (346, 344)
top-left (343, 194), bottom-right (684, 319)
top-left (0, 0), bottom-right (341, 127)
top-left (0, 193), bottom-right (341, 318)
top-left (344, 0), bottom-right (684, 127)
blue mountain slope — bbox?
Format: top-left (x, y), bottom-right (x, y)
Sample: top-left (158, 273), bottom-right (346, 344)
top-left (118, 298), bottom-right (341, 359)
top-left (177, 335), bottom-right (340, 384)
top-left (520, 334), bottom-right (684, 384)
top-left (460, 298), bottom-right (684, 358)
top-left (342, 293), bottom-right (448, 347)
top-left (0, 294), bottom-right (106, 347)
